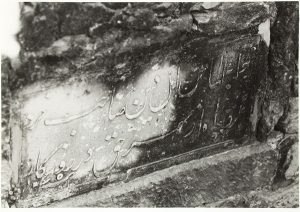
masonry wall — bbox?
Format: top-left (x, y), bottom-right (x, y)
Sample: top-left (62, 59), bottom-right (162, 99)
top-left (1, 2), bottom-right (299, 208)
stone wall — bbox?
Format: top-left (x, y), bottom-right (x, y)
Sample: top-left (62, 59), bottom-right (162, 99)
top-left (1, 2), bottom-right (299, 208)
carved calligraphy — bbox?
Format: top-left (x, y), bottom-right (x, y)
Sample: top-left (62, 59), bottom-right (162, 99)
top-left (12, 35), bottom-right (265, 202)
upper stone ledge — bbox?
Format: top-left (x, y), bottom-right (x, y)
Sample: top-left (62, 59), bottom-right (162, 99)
top-left (18, 2), bottom-right (276, 52)
top-left (10, 2), bottom-right (277, 93)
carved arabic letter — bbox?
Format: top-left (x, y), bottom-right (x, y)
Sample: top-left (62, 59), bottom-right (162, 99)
top-left (93, 140), bottom-right (124, 177)
top-left (61, 159), bottom-right (75, 172)
top-left (149, 72), bottom-right (172, 113)
top-left (35, 166), bottom-right (46, 179)
top-left (84, 148), bottom-right (93, 163)
top-left (54, 161), bottom-right (67, 174)
top-left (40, 175), bottom-right (51, 186)
top-left (44, 97), bottom-right (109, 126)
top-left (42, 143), bottom-right (69, 165)
top-left (125, 90), bottom-right (147, 120)
top-left (178, 72), bottom-right (201, 98)
top-left (92, 162), bottom-right (109, 179)
top-left (25, 165), bottom-right (33, 177)
top-left (24, 111), bottom-right (44, 130)
top-left (35, 151), bottom-right (40, 172)
top-left (209, 55), bottom-right (224, 89)
top-left (176, 110), bottom-right (194, 134)
top-left (222, 115), bottom-right (235, 128)
top-left (121, 129), bottom-right (177, 157)
top-left (92, 153), bottom-right (119, 178)
top-left (184, 123), bottom-right (195, 138)
top-left (239, 60), bottom-right (250, 74)
top-left (108, 89), bottom-right (125, 121)
top-left (214, 98), bottom-right (220, 125)
top-left (198, 108), bottom-right (205, 136)
top-left (44, 172), bottom-right (75, 188)
top-left (234, 53), bottom-right (241, 79)
top-left (175, 66), bottom-right (180, 94)
top-left (216, 111), bottom-right (238, 129)
top-left (71, 160), bottom-right (82, 172)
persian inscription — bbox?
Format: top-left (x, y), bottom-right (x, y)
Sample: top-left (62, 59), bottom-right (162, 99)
top-left (17, 62), bottom-right (180, 193)
top-left (12, 35), bottom-right (266, 201)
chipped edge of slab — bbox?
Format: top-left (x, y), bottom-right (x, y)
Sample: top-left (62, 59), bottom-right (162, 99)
top-left (20, 141), bottom-right (279, 207)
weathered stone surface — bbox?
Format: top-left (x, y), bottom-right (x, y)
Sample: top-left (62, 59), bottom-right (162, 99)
top-left (199, 136), bottom-right (299, 208)
top-left (4, 2), bottom-right (294, 208)
top-left (257, 1), bottom-right (299, 140)
top-left (1, 57), bottom-right (13, 206)
top-left (15, 142), bottom-right (278, 207)
top-left (1, 57), bottom-right (12, 159)
top-left (206, 194), bottom-right (250, 208)
top-left (206, 179), bottom-right (299, 208)
top-left (11, 33), bottom-right (269, 204)
top-left (251, 179), bottom-right (299, 208)
top-left (285, 142), bottom-right (299, 180)
top-left (269, 2), bottom-right (299, 99)
top-left (18, 3), bottom-right (115, 51)
top-left (276, 97), bottom-right (298, 134)
top-left (1, 160), bottom-right (12, 200)
top-left (190, 2), bottom-right (276, 35)
top-left (13, 2), bottom-right (276, 91)
top-left (266, 131), bottom-right (284, 150)
top-left (269, 133), bottom-right (298, 188)
top-left (17, 2), bottom-right (185, 52)
top-left (257, 100), bottom-right (284, 141)
top-left (1, 199), bottom-right (9, 208)
top-left (17, 2), bottom-right (275, 52)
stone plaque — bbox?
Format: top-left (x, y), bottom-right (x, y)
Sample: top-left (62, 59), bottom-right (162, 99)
top-left (10, 32), bottom-right (268, 205)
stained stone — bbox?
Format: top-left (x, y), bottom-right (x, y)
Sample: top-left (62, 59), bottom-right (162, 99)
top-left (285, 142), bottom-right (299, 180)
top-left (9, 2), bottom-right (278, 206)
top-left (1, 160), bottom-right (12, 200)
top-left (257, 100), bottom-right (284, 141)
top-left (1, 57), bottom-right (12, 155)
top-left (1, 58), bottom-right (13, 205)
top-left (190, 2), bottom-right (276, 35)
top-left (269, 2), bottom-right (299, 99)
top-left (257, 1), bottom-right (299, 140)
top-left (19, 142), bottom-right (278, 207)
top-left (276, 97), bottom-right (298, 134)
top-left (11, 35), bottom-right (269, 203)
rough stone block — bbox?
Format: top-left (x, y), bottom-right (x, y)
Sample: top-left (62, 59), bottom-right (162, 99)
top-left (280, 98), bottom-right (298, 134)
top-left (6, 2), bottom-right (280, 207)
top-left (285, 142), bottom-right (299, 180)
top-left (206, 180), bottom-right (299, 208)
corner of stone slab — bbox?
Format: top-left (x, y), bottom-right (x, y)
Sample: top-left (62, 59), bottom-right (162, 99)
top-left (258, 19), bottom-right (270, 47)
top-left (266, 131), bottom-right (284, 150)
top-left (285, 141), bottom-right (299, 180)
top-left (270, 133), bottom-right (299, 189)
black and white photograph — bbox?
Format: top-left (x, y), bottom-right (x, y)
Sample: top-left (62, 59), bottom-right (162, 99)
top-left (1, 0), bottom-right (299, 208)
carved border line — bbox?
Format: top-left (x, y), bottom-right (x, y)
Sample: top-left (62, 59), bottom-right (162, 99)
top-left (16, 136), bottom-right (252, 207)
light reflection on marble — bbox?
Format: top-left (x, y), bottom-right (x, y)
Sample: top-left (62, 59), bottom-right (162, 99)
top-left (18, 62), bottom-right (180, 187)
